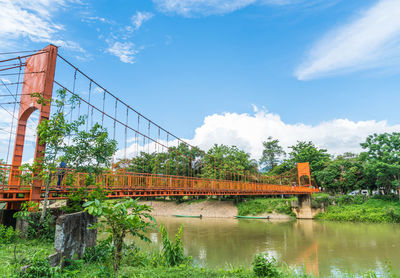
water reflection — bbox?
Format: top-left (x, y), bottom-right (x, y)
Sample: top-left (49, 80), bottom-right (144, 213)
top-left (133, 217), bottom-right (400, 277)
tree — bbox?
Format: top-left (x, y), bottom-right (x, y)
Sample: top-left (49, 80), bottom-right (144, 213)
top-left (33, 89), bottom-right (83, 220)
top-left (288, 141), bottom-right (330, 173)
top-left (315, 156), bottom-right (365, 194)
top-left (269, 141), bottom-right (330, 183)
top-left (83, 198), bottom-right (155, 276)
top-left (360, 132), bottom-right (400, 194)
top-left (201, 144), bottom-right (259, 180)
top-left (259, 137), bottom-right (285, 171)
top-left (63, 123), bottom-right (117, 173)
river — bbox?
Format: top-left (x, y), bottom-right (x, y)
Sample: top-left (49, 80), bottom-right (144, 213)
top-left (131, 216), bottom-right (400, 277)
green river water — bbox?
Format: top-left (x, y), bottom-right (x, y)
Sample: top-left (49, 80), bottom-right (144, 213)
top-left (131, 216), bottom-right (400, 277)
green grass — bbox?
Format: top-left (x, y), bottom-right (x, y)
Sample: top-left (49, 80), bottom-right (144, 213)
top-left (237, 198), bottom-right (296, 217)
top-left (0, 238), bottom-right (396, 277)
top-left (315, 198), bottom-right (400, 223)
top-left (0, 239), bottom-right (53, 276)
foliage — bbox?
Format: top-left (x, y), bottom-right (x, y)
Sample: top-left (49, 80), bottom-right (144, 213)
top-left (259, 137), bottom-right (285, 172)
top-left (202, 144), bottom-right (259, 180)
top-left (63, 123), bottom-right (117, 174)
top-left (310, 193), bottom-right (331, 209)
top-left (237, 198), bottom-right (296, 217)
top-left (83, 198), bottom-right (155, 275)
top-left (315, 198), bottom-right (400, 223)
top-left (83, 240), bottom-right (113, 263)
top-left (314, 156), bottom-right (366, 194)
top-left (0, 225), bottom-right (19, 244)
top-left (13, 202), bottom-right (55, 241)
top-left (360, 132), bottom-right (400, 194)
top-left (252, 254), bottom-right (280, 278)
top-left (160, 224), bottom-right (190, 267)
top-left (270, 141), bottom-right (330, 184)
top-left (19, 253), bottom-right (62, 278)
top-left (32, 89), bottom-right (83, 220)
top-left (123, 143), bottom-right (203, 177)
top-left (63, 186), bottom-right (109, 213)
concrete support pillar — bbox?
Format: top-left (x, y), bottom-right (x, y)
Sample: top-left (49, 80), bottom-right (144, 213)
top-left (294, 194), bottom-right (313, 219)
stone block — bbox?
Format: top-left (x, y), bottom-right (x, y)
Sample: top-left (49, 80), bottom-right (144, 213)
top-left (53, 211), bottom-right (97, 265)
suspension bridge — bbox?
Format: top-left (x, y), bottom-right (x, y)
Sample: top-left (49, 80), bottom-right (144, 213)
top-left (0, 45), bottom-right (318, 210)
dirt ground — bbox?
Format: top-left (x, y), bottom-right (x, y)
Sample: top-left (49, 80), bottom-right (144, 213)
top-left (139, 200), bottom-right (292, 219)
top-left (139, 200), bottom-right (237, 218)
top-left (44, 199), bottom-right (292, 220)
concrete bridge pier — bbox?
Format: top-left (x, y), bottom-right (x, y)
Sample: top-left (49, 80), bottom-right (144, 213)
top-left (293, 194), bottom-right (314, 219)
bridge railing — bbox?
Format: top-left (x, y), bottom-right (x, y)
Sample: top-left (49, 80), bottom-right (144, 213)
top-left (0, 164), bottom-right (317, 195)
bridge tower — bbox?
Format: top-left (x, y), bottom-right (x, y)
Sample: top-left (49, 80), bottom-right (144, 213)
top-left (7, 45), bottom-right (57, 209)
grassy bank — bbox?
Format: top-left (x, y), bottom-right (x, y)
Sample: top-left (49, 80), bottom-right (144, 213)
top-left (1, 239), bottom-right (397, 278)
top-left (237, 198), bottom-right (296, 217)
top-left (314, 195), bottom-right (400, 223)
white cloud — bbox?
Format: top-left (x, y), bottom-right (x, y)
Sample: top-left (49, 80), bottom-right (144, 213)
top-left (153, 0), bottom-right (257, 16)
top-left (0, 0), bottom-right (84, 52)
top-left (152, 0), bottom-right (324, 16)
top-left (106, 42), bottom-right (139, 64)
top-left (131, 11), bottom-right (154, 30)
top-left (186, 107), bottom-right (400, 159)
top-left (295, 0), bottom-right (400, 80)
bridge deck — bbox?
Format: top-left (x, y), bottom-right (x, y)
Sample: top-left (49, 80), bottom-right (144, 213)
top-left (0, 166), bottom-right (318, 203)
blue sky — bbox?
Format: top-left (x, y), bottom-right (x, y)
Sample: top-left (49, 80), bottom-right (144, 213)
top-left (1, 0), bottom-right (400, 159)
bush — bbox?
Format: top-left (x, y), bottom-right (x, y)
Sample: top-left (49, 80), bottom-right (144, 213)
top-left (252, 254), bottom-right (280, 278)
top-left (311, 193), bottom-right (330, 209)
top-left (13, 202), bottom-right (55, 241)
top-left (24, 212), bottom-right (55, 241)
top-left (83, 240), bottom-right (113, 263)
top-left (0, 225), bottom-right (19, 244)
top-left (160, 224), bottom-right (191, 267)
top-left (237, 198), bottom-right (295, 217)
top-left (19, 253), bottom-right (61, 278)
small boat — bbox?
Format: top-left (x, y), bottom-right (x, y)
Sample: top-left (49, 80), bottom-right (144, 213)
top-left (235, 215), bottom-right (270, 219)
top-left (173, 214), bottom-right (202, 218)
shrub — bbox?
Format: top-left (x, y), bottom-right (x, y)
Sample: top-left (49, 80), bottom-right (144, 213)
top-left (252, 253), bottom-right (280, 277)
top-left (13, 202), bottom-right (55, 241)
top-left (0, 225), bottom-right (19, 244)
top-left (19, 253), bottom-right (61, 278)
top-left (160, 224), bottom-right (191, 267)
top-left (83, 240), bottom-right (113, 263)
top-left (237, 198), bottom-right (295, 217)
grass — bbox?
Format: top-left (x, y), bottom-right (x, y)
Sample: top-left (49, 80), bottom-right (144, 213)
top-left (315, 197), bottom-right (400, 223)
top-left (237, 198), bottom-right (296, 217)
top-left (0, 237), bottom-right (397, 277)
top-left (0, 239), bottom-right (53, 276)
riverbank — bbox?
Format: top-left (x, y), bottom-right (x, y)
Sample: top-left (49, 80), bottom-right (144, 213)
top-left (314, 196), bottom-right (400, 223)
top-left (139, 199), bottom-right (293, 220)
top-left (1, 237), bottom-right (395, 278)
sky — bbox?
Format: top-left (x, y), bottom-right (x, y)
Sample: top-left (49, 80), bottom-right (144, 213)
top-left (1, 0), bottom-right (400, 161)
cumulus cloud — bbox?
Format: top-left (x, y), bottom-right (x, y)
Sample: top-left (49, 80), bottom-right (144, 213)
top-left (186, 107), bottom-right (400, 159)
top-left (0, 0), bottom-right (84, 52)
top-left (106, 42), bottom-right (138, 64)
top-left (131, 11), bottom-right (154, 31)
top-left (115, 106), bottom-right (400, 160)
top-left (295, 0), bottom-right (400, 80)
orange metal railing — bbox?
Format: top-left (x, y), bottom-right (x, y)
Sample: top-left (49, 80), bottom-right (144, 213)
top-left (0, 164), bottom-right (318, 202)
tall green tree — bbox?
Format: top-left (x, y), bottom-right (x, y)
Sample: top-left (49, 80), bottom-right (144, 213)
top-left (202, 144), bottom-right (258, 180)
top-left (33, 89), bottom-right (83, 220)
top-left (269, 141), bottom-right (330, 180)
top-left (259, 137), bottom-right (285, 171)
top-left (315, 156), bottom-right (365, 194)
top-left (63, 123), bottom-right (117, 173)
top-left (360, 132), bottom-right (400, 194)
